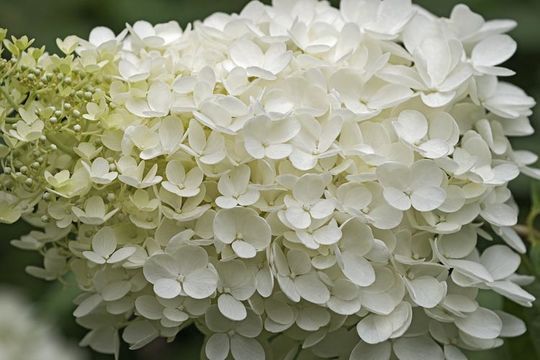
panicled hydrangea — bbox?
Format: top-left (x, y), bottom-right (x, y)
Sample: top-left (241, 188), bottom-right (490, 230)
top-left (0, 1), bottom-right (537, 359)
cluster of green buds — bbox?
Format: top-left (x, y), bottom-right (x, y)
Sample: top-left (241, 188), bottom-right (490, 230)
top-left (0, 29), bottom-right (115, 275)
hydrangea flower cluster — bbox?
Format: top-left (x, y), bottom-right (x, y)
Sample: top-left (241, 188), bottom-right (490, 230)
top-left (0, 0), bottom-right (538, 359)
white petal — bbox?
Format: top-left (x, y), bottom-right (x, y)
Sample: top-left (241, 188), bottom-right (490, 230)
top-left (83, 251), bottom-right (106, 264)
top-left (480, 203), bottom-right (517, 226)
top-left (230, 335), bottom-right (265, 360)
top-left (472, 35), bottom-right (517, 67)
top-left (310, 199), bottom-right (336, 219)
top-left (218, 294), bottom-right (247, 321)
top-left (350, 341), bottom-right (392, 360)
top-left (92, 227), bottom-right (117, 258)
top-left (356, 314), bottom-right (393, 344)
top-left (135, 295), bottom-right (162, 320)
top-left (497, 226), bottom-right (526, 254)
top-left (108, 247), bottom-right (136, 264)
top-left (293, 174), bottom-right (326, 203)
top-left (265, 298), bottom-right (294, 325)
top-left (446, 259), bottom-right (494, 283)
top-left (295, 273), bottom-right (330, 304)
top-left (411, 186), bottom-right (446, 212)
top-left (341, 252), bottom-right (375, 287)
top-left (405, 276), bottom-right (446, 308)
top-left (206, 333), bottom-right (230, 360)
top-left (285, 207), bottom-right (311, 229)
top-left (232, 240), bottom-right (257, 259)
top-left (394, 110), bottom-right (428, 144)
top-left (417, 139), bottom-right (450, 159)
top-left (438, 227), bottom-right (477, 259)
top-left (102, 280), bottom-right (131, 301)
top-left (444, 345), bottom-right (467, 360)
top-left (496, 311), bottom-right (526, 337)
top-left (184, 268), bottom-right (218, 299)
top-left (480, 245), bottom-right (520, 280)
top-left (216, 196), bottom-right (238, 209)
top-left (89, 26), bottom-right (115, 46)
top-left (143, 254), bottom-right (179, 283)
top-left (230, 39), bottom-right (263, 68)
top-left (393, 336), bottom-right (444, 360)
top-left (147, 81), bottom-right (172, 115)
top-left (454, 308), bottom-right (502, 339)
top-left (122, 321), bottom-right (159, 350)
top-left (383, 187), bottom-right (411, 211)
top-left (73, 293), bottom-right (102, 317)
top-left (153, 278), bottom-right (181, 299)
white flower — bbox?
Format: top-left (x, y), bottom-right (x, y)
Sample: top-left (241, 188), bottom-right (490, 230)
top-left (183, 119), bottom-right (226, 165)
top-left (126, 81), bottom-right (173, 118)
top-left (215, 260), bottom-right (256, 321)
top-left (356, 302), bottom-right (412, 344)
top-left (288, 218), bottom-right (341, 250)
top-left (140, 117), bottom-right (185, 159)
top-left (118, 55), bottom-right (151, 82)
top-left (289, 115), bottom-right (343, 170)
top-left (341, 0), bottom-right (415, 39)
top-left (9, 120), bottom-right (44, 142)
top-left (330, 69), bottom-right (413, 119)
top-left (393, 110), bottom-right (459, 159)
top-left (335, 182), bottom-right (403, 230)
top-left (72, 196), bottom-right (118, 224)
top-left (82, 227), bottom-right (136, 264)
top-left (162, 160), bottom-right (203, 197)
top-left (82, 157), bottom-right (118, 184)
top-left (280, 174), bottom-right (335, 230)
top-left (335, 219), bottom-right (375, 287)
top-left (205, 306), bottom-right (264, 360)
top-left (471, 35), bottom-right (517, 76)
top-left (216, 165), bottom-right (260, 209)
top-left (2, 0), bottom-right (537, 358)
top-left (272, 244), bottom-right (330, 304)
top-left (213, 207), bottom-right (271, 259)
top-left (127, 20), bottom-right (183, 49)
top-left (135, 294), bottom-right (210, 328)
top-left (478, 79), bottom-right (536, 119)
top-left (194, 96), bottom-right (249, 135)
top-left (243, 115), bottom-right (300, 160)
top-left (395, 21), bottom-right (473, 107)
top-left (377, 160), bottom-right (447, 212)
top-left (117, 156), bottom-right (163, 188)
top-left (0, 191), bottom-right (21, 224)
top-left (229, 39), bottom-right (292, 80)
top-left (161, 186), bottom-right (211, 222)
top-left (83, 26), bottom-right (125, 50)
top-left (143, 245), bottom-right (218, 299)
top-left (446, 4), bottom-right (517, 45)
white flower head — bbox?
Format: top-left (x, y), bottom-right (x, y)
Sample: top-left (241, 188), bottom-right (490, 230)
top-left (1, 0), bottom-right (537, 358)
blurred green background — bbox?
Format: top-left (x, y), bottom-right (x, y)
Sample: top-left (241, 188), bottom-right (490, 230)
top-left (1, 0), bottom-right (539, 359)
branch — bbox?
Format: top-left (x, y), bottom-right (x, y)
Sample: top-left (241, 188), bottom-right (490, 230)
top-left (514, 224), bottom-right (530, 238)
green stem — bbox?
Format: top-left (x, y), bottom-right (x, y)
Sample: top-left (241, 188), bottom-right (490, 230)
top-left (526, 209), bottom-right (540, 244)
top-left (292, 345), bottom-right (302, 360)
